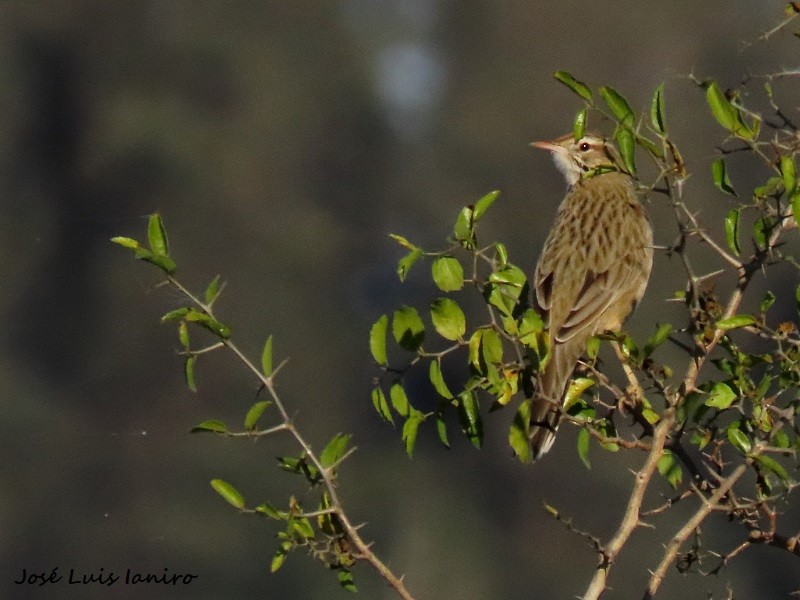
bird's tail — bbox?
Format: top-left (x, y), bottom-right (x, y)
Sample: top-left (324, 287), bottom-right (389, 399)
top-left (529, 341), bottom-right (582, 459)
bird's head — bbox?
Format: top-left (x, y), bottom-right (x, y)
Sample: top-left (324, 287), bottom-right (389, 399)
top-left (532, 134), bottom-right (623, 186)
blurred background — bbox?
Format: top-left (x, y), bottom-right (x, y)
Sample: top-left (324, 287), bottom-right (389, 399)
top-left (1, 2), bottom-right (799, 599)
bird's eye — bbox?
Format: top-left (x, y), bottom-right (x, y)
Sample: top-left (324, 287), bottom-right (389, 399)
top-left (579, 142), bottom-right (591, 151)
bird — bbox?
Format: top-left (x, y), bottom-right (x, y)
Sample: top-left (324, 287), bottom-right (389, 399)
top-left (528, 133), bottom-right (653, 459)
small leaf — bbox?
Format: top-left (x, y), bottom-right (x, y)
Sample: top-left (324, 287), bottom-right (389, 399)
top-left (712, 158), bottom-right (736, 195)
top-left (337, 569), bottom-right (357, 593)
top-left (390, 382), bottom-right (410, 416)
top-left (657, 450), bottom-right (682, 488)
top-left (147, 213), bottom-right (169, 256)
top-left (644, 323), bottom-right (672, 358)
top-left (388, 233), bottom-right (416, 250)
top-left (453, 206), bottom-right (474, 244)
top-left (320, 433), bottom-right (352, 468)
top-left (480, 328), bottom-right (503, 365)
top-left (161, 307), bottom-right (190, 322)
top-left (430, 298), bottom-right (466, 341)
top-left (716, 314), bottom-right (757, 330)
top-left (615, 127), bottom-right (636, 175)
top-left (185, 355), bottom-right (197, 392)
top-left (429, 360), bottom-right (453, 399)
top-left (760, 291), bottom-right (776, 313)
top-left (553, 71), bottom-right (593, 101)
top-left (191, 419), bottom-right (227, 434)
top-left (725, 209), bottom-right (741, 256)
top-left (458, 391), bottom-right (482, 448)
top-left (210, 478), bottom-right (245, 509)
top-left (402, 410), bottom-right (425, 457)
top-left (573, 106), bottom-right (587, 140)
top-left (705, 82), bottom-right (754, 139)
top-left (110, 236), bottom-right (140, 249)
top-left (436, 411), bottom-right (450, 448)
top-left (261, 335), bottom-right (273, 377)
top-left (563, 378), bottom-right (595, 411)
top-left (431, 256), bottom-right (464, 292)
top-left (754, 454), bottom-right (791, 483)
top-left (727, 425), bottom-right (752, 454)
top-left (494, 242), bottom-right (508, 268)
top-left (178, 321), bottom-right (190, 350)
top-left (134, 247), bottom-right (177, 273)
top-left (792, 189), bottom-right (800, 229)
top-left (184, 309), bottom-right (231, 338)
top-left (599, 86), bottom-right (635, 127)
top-left (509, 399), bottom-right (532, 463)
top-left (244, 401), bottom-right (271, 430)
top-left (577, 428), bottom-right (591, 469)
top-left (204, 275), bottom-right (222, 305)
top-left (650, 82), bottom-right (667, 133)
top-left (473, 190), bottom-right (500, 221)
top-left (392, 305), bottom-right (425, 350)
top-left (397, 247), bottom-right (423, 282)
top-left (705, 382), bottom-right (737, 409)
top-left (371, 386), bottom-right (393, 424)
top-left (780, 155), bottom-right (797, 196)
top-left (270, 544), bottom-right (290, 572)
top-left (369, 315), bottom-right (389, 366)
top-left (256, 502), bottom-right (286, 520)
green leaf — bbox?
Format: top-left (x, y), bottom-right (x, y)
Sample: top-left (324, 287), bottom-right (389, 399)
top-left (244, 401), bottom-right (271, 430)
top-left (705, 382), bottom-right (737, 409)
top-left (791, 189), bottom-right (800, 229)
top-left (473, 190), bottom-right (500, 221)
top-left (185, 355), bottom-right (197, 392)
top-left (178, 320), bottom-right (190, 350)
top-left (727, 425), bottom-right (752, 454)
top-left (725, 209), bottom-right (741, 256)
top-left (210, 478), bottom-right (245, 509)
top-left (161, 307), bottom-right (190, 322)
top-left (337, 569), bottom-right (357, 593)
top-left (402, 410), bottom-right (425, 457)
top-left (369, 315), bottom-right (389, 366)
top-left (397, 247), bottom-right (423, 282)
top-left (390, 382), bottom-right (410, 416)
top-left (256, 502), bottom-right (287, 520)
top-left (509, 399), bottom-right (532, 463)
top-left (320, 433), bottom-right (352, 468)
top-left (191, 419), bottom-right (227, 434)
top-left (453, 206), bottom-right (474, 244)
top-left (147, 213), bottom-right (169, 256)
top-left (290, 517), bottom-right (315, 539)
top-left (392, 305), bottom-right (425, 350)
top-left (599, 86), bottom-right (635, 127)
top-left (468, 329), bottom-right (483, 370)
top-left (712, 158), bottom-right (736, 195)
top-left (760, 290), bottom-right (776, 313)
top-left (204, 275), bottom-right (222, 305)
top-left (657, 450), bottom-right (682, 488)
top-left (577, 428), bottom-right (591, 469)
top-left (563, 378), bottom-right (595, 411)
top-left (435, 411), bottom-right (450, 448)
top-left (271, 543), bottom-right (290, 572)
top-left (388, 233), bottom-right (416, 250)
top-left (573, 106), bottom-right (587, 140)
top-left (705, 82), bottom-right (754, 139)
top-left (110, 236), bottom-right (140, 249)
top-left (716, 314), bottom-right (757, 330)
top-left (134, 247), bottom-right (177, 273)
top-left (780, 155), bottom-right (797, 196)
top-left (754, 454), bottom-right (791, 483)
top-left (184, 309), bottom-right (231, 338)
top-left (615, 127), bottom-right (636, 175)
top-left (553, 71), bottom-right (593, 101)
top-left (429, 360), bottom-right (453, 399)
top-left (371, 386), bottom-right (393, 424)
top-left (430, 297), bottom-right (466, 341)
top-left (431, 256), bottom-right (464, 292)
top-left (261, 335), bottom-right (273, 377)
top-left (494, 242), bottom-right (508, 268)
top-left (458, 391), bottom-right (482, 448)
top-left (644, 323), bottom-right (672, 358)
top-left (481, 328), bottom-right (503, 365)
top-left (650, 82), bottom-right (667, 133)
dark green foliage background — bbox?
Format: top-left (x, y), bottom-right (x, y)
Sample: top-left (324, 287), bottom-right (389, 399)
top-left (1, 2), bottom-right (798, 599)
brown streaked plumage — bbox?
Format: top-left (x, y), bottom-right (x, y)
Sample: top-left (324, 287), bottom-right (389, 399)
top-left (529, 134), bottom-right (653, 459)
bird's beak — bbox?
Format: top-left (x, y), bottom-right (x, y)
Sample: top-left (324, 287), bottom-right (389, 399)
top-left (530, 140), bottom-right (560, 153)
